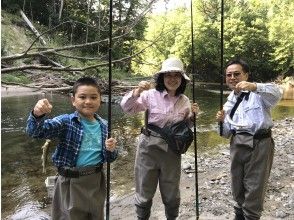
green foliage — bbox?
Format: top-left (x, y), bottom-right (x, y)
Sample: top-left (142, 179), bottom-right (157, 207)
top-left (1, 0), bottom-right (22, 13)
top-left (59, 66), bottom-right (130, 82)
top-left (223, 0), bottom-right (276, 81)
top-left (131, 0), bottom-right (293, 82)
top-left (1, 11), bottom-right (32, 55)
top-left (2, 0), bottom-right (51, 25)
top-left (93, 66), bottom-right (132, 81)
top-left (51, 0), bottom-right (149, 69)
top-left (1, 38), bottom-right (8, 56)
top-left (2, 74), bottom-right (32, 84)
top-left (2, 0), bottom-right (149, 69)
top-left (2, 0), bottom-right (293, 83)
top-left (131, 8), bottom-right (191, 76)
top-left (267, 0), bottom-right (294, 75)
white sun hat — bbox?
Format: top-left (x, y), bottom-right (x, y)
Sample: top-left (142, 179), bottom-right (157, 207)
top-left (157, 57), bottom-right (190, 81)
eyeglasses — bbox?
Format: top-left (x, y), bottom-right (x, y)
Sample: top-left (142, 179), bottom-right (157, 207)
top-left (226, 72), bottom-right (242, 78)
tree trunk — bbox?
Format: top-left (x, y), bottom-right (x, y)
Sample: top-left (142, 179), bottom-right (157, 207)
top-left (23, 0), bottom-right (26, 11)
top-left (20, 9), bottom-right (47, 45)
top-left (58, 0), bottom-right (64, 21)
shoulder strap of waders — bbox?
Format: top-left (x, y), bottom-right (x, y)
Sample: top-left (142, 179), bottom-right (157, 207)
top-left (229, 92), bottom-right (250, 118)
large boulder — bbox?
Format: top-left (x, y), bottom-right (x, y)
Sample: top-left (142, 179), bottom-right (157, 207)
top-left (280, 77), bottom-right (294, 100)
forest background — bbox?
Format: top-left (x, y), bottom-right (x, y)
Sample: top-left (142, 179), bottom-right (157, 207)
top-left (1, 1), bottom-right (293, 218)
top-left (1, 0), bottom-right (293, 85)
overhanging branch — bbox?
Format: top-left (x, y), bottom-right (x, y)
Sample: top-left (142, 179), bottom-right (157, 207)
top-left (2, 30), bottom-right (164, 73)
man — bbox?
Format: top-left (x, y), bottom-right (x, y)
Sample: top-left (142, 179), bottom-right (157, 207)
top-left (216, 58), bottom-right (282, 220)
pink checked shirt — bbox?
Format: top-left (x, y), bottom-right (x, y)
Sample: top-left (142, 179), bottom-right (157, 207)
top-left (120, 89), bottom-right (192, 128)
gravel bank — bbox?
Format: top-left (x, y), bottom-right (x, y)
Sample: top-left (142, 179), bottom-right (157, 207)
top-left (110, 118), bottom-right (294, 220)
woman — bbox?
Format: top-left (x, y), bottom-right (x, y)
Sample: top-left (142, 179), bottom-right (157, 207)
top-left (120, 57), bottom-right (199, 220)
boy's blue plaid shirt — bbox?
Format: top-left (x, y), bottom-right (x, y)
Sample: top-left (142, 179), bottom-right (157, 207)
top-left (26, 111), bottom-right (118, 168)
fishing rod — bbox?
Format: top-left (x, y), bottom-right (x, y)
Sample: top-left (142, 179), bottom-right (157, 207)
top-left (219, 0), bottom-right (224, 136)
top-left (190, 0), bottom-right (199, 218)
top-left (106, 0), bottom-right (113, 219)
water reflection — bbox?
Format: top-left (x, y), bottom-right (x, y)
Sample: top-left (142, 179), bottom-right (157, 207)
top-left (1, 89), bottom-right (293, 219)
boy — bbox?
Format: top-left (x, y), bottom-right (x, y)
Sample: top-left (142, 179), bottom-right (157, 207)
top-left (26, 77), bottom-right (118, 220)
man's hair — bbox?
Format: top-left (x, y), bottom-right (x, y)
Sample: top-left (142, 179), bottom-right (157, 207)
top-left (155, 73), bottom-right (187, 96)
top-left (225, 58), bottom-right (250, 74)
top-left (72, 77), bottom-right (101, 96)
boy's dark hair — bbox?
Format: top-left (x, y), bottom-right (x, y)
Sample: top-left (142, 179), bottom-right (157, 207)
top-left (72, 77), bottom-right (101, 96)
top-left (225, 58), bottom-right (250, 74)
top-left (155, 73), bottom-right (187, 96)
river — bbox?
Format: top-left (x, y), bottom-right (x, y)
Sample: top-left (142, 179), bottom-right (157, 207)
top-left (1, 87), bottom-right (294, 219)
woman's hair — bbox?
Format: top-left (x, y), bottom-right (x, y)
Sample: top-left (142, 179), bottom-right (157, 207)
top-left (225, 58), bottom-right (250, 74)
top-left (72, 77), bottom-right (101, 96)
top-left (155, 73), bottom-right (187, 96)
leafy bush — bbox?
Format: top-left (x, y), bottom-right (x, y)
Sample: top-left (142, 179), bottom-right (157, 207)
top-left (2, 74), bottom-right (32, 84)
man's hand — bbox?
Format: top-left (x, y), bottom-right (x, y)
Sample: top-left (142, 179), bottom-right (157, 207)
top-left (33, 99), bottom-right (53, 117)
top-left (216, 110), bottom-right (225, 122)
top-left (235, 81), bottom-right (257, 93)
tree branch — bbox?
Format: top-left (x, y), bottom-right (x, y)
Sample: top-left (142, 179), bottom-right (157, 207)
top-left (1, 0), bottom-right (164, 73)
top-left (2, 30), bottom-right (135, 62)
top-left (2, 33), bottom-right (161, 73)
top-left (52, 51), bottom-right (107, 61)
top-left (24, 20), bottom-right (73, 54)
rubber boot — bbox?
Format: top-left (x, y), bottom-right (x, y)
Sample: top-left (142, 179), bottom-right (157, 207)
top-left (234, 206), bottom-right (245, 220)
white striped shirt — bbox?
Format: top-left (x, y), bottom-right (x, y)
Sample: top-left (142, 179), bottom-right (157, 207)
top-left (222, 83), bottom-right (282, 137)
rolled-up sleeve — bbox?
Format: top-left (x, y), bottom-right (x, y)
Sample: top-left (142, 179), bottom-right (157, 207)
top-left (255, 83), bottom-right (282, 108)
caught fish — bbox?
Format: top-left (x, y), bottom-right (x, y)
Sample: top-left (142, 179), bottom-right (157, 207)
top-left (41, 139), bottom-right (52, 174)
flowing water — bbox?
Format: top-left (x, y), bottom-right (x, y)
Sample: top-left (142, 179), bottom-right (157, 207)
top-left (1, 87), bottom-right (294, 219)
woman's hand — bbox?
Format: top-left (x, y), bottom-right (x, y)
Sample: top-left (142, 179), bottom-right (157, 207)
top-left (189, 102), bottom-right (200, 121)
top-left (105, 137), bottom-right (117, 152)
top-left (191, 102), bottom-right (200, 114)
top-left (133, 81), bottom-right (151, 97)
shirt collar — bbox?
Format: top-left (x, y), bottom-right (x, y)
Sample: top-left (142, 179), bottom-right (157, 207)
top-left (162, 90), bottom-right (169, 97)
top-left (228, 91), bottom-right (251, 103)
top-left (228, 91), bottom-right (237, 102)
top-left (161, 89), bottom-right (182, 100)
top-left (71, 111), bottom-right (102, 123)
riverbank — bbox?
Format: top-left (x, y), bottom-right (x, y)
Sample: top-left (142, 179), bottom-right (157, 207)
top-left (2, 85), bottom-right (293, 219)
top-left (1, 84), bottom-right (44, 97)
top-left (109, 118), bottom-right (294, 220)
